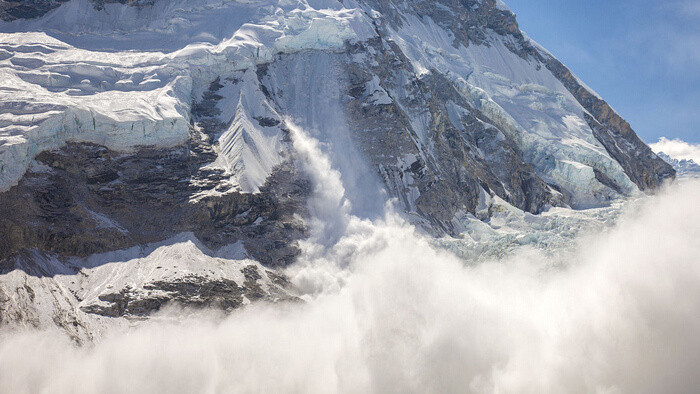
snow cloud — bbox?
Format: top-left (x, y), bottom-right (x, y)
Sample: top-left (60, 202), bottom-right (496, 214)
top-left (1, 125), bottom-right (700, 392)
top-left (650, 137), bottom-right (700, 163)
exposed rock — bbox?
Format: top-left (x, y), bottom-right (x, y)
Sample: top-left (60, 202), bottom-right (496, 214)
top-left (0, 0), bottom-right (71, 22)
top-left (0, 138), bottom-right (308, 267)
top-left (583, 113), bottom-right (676, 189)
top-left (80, 271), bottom-right (298, 319)
top-left (0, 0), bottom-right (153, 21)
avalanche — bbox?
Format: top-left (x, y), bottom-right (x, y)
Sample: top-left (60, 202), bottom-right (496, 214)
top-left (0, 3), bottom-right (687, 389)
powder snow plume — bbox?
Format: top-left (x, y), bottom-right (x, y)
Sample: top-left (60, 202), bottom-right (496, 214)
top-left (1, 126), bottom-right (699, 394)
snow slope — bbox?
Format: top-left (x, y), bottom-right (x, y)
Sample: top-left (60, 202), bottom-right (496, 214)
top-left (379, 12), bottom-right (638, 206)
top-left (0, 0), bottom-right (673, 212)
top-left (0, 0), bottom-right (665, 205)
top-left (0, 233), bottom-right (293, 342)
top-left (0, 0), bottom-right (376, 193)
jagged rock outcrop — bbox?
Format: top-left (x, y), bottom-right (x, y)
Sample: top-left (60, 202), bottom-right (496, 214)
top-left (0, 0), bottom-right (152, 21)
top-left (0, 127), bottom-right (309, 267)
top-left (79, 266), bottom-right (297, 318)
top-left (0, 0), bottom-right (71, 21)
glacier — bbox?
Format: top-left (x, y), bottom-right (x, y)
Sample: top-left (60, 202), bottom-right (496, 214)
top-left (0, 0), bottom-right (376, 193)
top-left (0, 0), bottom-right (671, 206)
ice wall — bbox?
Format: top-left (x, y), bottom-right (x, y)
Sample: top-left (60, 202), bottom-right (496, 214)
top-left (0, 0), bottom-right (376, 192)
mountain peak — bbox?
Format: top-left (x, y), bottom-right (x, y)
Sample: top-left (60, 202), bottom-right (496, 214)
top-left (0, 0), bottom-right (674, 338)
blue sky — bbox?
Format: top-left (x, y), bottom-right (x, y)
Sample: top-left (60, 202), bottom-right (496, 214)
top-left (505, 0), bottom-right (699, 143)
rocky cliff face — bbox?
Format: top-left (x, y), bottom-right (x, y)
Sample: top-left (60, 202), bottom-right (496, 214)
top-left (0, 0), bottom-right (674, 337)
top-left (0, 0), bottom-right (70, 21)
top-left (356, 0), bottom-right (673, 195)
top-left (0, 0), bottom-right (153, 21)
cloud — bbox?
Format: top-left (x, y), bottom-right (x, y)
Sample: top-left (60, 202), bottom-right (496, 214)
top-left (650, 137), bottom-right (700, 163)
top-left (1, 180), bottom-right (700, 391)
top-left (2, 126), bottom-right (700, 393)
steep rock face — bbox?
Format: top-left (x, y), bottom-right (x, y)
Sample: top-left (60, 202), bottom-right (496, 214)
top-left (0, 1), bottom-right (71, 21)
top-left (491, 9), bottom-right (676, 191)
top-left (0, 0), bottom-right (675, 334)
top-left (0, 0), bottom-right (151, 21)
top-left (340, 38), bottom-right (557, 227)
top-left (0, 141), bottom-right (309, 266)
top-left (355, 0), bottom-right (673, 201)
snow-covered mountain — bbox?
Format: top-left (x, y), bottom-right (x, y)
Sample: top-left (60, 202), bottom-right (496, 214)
top-left (656, 152), bottom-right (700, 178)
top-left (0, 0), bottom-right (674, 339)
